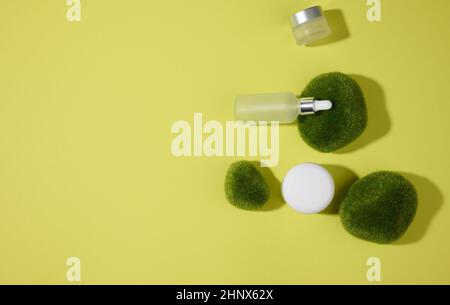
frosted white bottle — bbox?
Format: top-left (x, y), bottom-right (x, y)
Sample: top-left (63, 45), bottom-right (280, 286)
top-left (235, 92), bottom-right (332, 124)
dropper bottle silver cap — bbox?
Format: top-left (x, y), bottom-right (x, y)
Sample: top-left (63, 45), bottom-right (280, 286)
top-left (299, 97), bottom-right (333, 115)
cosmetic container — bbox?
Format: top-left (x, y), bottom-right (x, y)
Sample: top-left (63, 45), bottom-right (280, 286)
top-left (235, 92), bottom-right (332, 124)
top-left (291, 6), bottom-right (331, 46)
top-left (282, 163), bottom-right (335, 214)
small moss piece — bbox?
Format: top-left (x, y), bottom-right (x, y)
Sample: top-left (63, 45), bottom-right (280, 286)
top-left (340, 172), bottom-right (418, 244)
top-left (298, 72), bottom-right (368, 152)
top-left (225, 161), bottom-right (270, 210)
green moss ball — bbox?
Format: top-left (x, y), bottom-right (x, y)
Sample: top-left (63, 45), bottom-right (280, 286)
top-left (340, 172), bottom-right (418, 244)
top-left (298, 72), bottom-right (368, 152)
top-left (225, 161), bottom-right (270, 210)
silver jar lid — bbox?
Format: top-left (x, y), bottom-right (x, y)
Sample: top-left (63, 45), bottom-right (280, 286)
top-left (291, 6), bottom-right (324, 28)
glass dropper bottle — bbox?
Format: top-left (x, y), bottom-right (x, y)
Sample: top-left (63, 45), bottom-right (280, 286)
top-left (235, 92), bottom-right (332, 124)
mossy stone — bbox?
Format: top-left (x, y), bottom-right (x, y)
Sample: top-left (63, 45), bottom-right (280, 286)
top-left (225, 161), bottom-right (270, 210)
top-left (298, 72), bottom-right (368, 152)
top-left (340, 172), bottom-right (418, 244)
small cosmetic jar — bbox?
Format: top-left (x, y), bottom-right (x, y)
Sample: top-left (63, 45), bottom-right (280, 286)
top-left (282, 163), bottom-right (335, 214)
top-left (291, 6), bottom-right (331, 46)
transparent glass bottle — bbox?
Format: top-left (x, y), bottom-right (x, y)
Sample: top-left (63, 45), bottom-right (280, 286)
top-left (235, 92), bottom-right (332, 124)
top-left (291, 6), bottom-right (331, 46)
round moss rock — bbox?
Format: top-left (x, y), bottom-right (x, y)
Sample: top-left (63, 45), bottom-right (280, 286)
top-left (340, 172), bottom-right (418, 244)
top-left (225, 161), bottom-right (270, 210)
top-left (298, 72), bottom-right (368, 152)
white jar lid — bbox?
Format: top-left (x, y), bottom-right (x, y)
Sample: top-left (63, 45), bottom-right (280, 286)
top-left (282, 163), bottom-right (335, 214)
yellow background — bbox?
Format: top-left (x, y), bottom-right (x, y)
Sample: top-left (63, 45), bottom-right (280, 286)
top-left (0, 0), bottom-right (449, 284)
